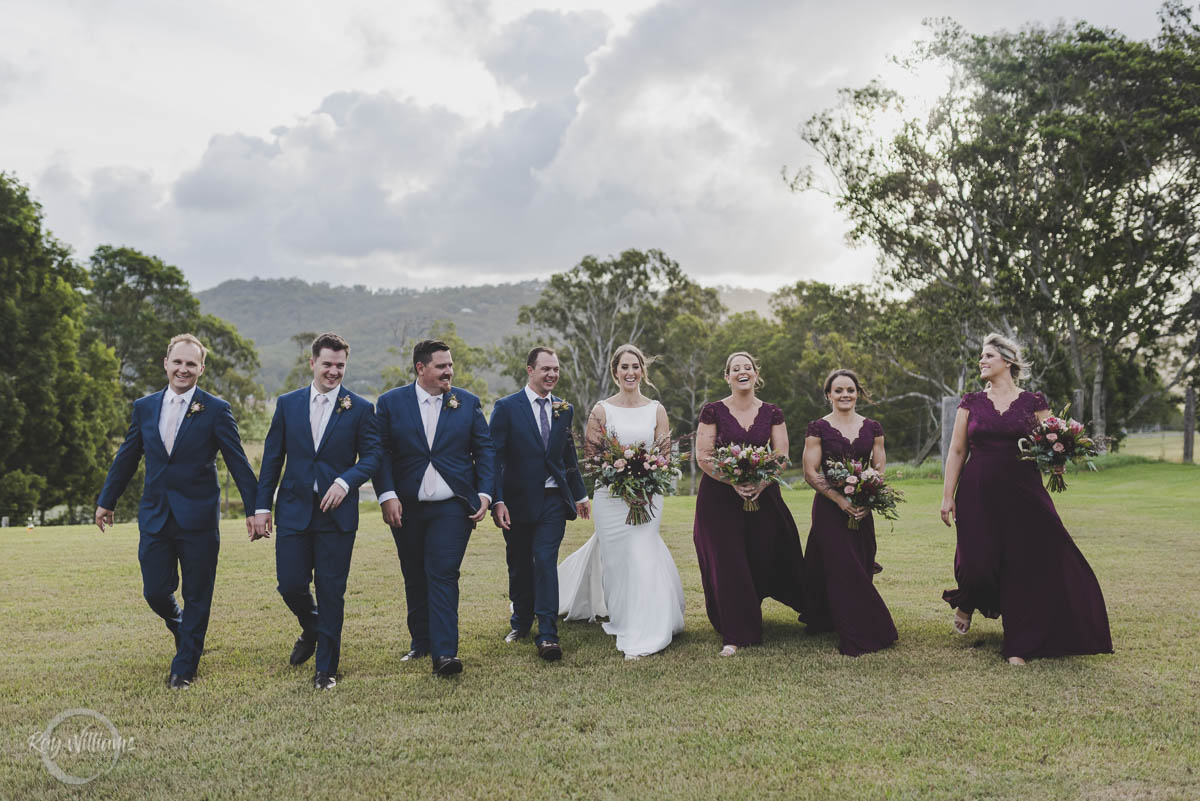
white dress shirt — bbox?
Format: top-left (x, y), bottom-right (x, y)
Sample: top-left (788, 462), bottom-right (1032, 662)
top-left (159, 385), bottom-right (197, 454)
top-left (378, 383), bottom-right (491, 506)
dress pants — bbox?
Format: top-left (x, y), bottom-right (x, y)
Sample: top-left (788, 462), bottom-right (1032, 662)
top-left (391, 499), bottom-right (472, 660)
top-left (276, 498), bottom-right (356, 675)
top-left (504, 490), bottom-right (567, 643)
top-left (138, 511), bottom-right (220, 677)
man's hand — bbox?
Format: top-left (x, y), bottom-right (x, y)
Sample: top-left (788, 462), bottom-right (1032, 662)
top-left (320, 482), bottom-right (348, 512)
top-left (381, 498), bottom-right (404, 528)
top-left (469, 494), bottom-right (491, 523)
top-left (492, 501), bottom-right (511, 530)
top-left (251, 512), bottom-right (272, 541)
top-left (576, 499), bottom-right (592, 520)
top-left (95, 506), bottom-right (114, 533)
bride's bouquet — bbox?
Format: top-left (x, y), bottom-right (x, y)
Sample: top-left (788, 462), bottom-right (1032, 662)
top-left (583, 431), bottom-right (685, 525)
top-left (1018, 405), bottom-right (1099, 492)
top-left (710, 444), bottom-right (789, 511)
top-left (822, 457), bottom-right (904, 530)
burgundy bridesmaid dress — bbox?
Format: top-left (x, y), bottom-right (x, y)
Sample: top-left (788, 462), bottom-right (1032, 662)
top-left (943, 390), bottom-right (1112, 659)
top-left (692, 402), bottom-right (805, 647)
top-left (802, 417), bottom-right (898, 656)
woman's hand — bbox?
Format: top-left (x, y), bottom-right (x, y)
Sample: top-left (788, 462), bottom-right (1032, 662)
top-left (837, 495), bottom-right (867, 521)
top-left (940, 498), bottom-right (955, 527)
top-left (748, 480), bottom-right (769, 503)
top-left (734, 482), bottom-right (757, 499)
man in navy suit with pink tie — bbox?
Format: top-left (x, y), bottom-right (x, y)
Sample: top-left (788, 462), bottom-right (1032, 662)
top-left (375, 339), bottom-right (495, 677)
top-left (96, 333), bottom-right (259, 689)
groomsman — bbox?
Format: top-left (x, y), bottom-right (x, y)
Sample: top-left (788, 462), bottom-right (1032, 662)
top-left (253, 333), bottom-right (381, 690)
top-left (489, 347), bottom-right (590, 660)
top-left (95, 333), bottom-right (259, 689)
top-left (375, 340), bottom-right (495, 677)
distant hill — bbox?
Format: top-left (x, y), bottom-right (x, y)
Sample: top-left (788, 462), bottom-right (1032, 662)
top-left (198, 278), bottom-right (772, 394)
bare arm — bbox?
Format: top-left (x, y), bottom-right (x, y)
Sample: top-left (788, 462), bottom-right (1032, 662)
top-left (940, 408), bottom-right (970, 526)
top-left (802, 435), bottom-right (860, 517)
top-left (872, 435), bottom-right (885, 474)
top-left (769, 422), bottom-right (789, 461)
top-left (654, 403), bottom-right (670, 442)
top-left (695, 421), bottom-right (722, 480)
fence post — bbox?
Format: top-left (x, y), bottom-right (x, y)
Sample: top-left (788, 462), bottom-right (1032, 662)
top-left (940, 396), bottom-right (958, 465)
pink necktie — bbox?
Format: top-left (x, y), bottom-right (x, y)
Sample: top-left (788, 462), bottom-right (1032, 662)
top-left (311, 394), bottom-right (328, 449)
top-left (163, 396), bottom-right (184, 455)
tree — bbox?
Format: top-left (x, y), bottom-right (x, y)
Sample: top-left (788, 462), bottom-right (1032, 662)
top-left (86, 245), bottom-right (262, 417)
top-left (0, 173), bottom-right (124, 522)
top-left (378, 319), bottom-right (492, 402)
top-left (517, 249), bottom-right (719, 430)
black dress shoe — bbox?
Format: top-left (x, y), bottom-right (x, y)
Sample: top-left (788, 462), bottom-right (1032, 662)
top-left (290, 632), bottom-right (317, 666)
top-left (432, 656), bottom-right (463, 677)
top-left (537, 641), bottom-right (563, 661)
top-left (400, 648), bottom-right (429, 662)
top-left (313, 671), bottom-right (336, 690)
top-left (504, 628), bottom-right (530, 643)
top-left (167, 673), bottom-right (193, 690)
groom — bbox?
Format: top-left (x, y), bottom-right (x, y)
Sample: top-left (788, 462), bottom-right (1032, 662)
top-left (375, 340), bottom-right (495, 677)
top-left (95, 333), bottom-right (260, 689)
top-left (489, 347), bottom-right (590, 660)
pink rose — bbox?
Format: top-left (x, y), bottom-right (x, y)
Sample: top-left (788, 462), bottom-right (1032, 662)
top-left (1052, 443), bottom-right (1065, 452)
top-left (845, 475), bottom-right (859, 485)
top-left (733, 468), bottom-right (742, 476)
top-left (614, 458), bottom-right (627, 470)
top-left (1069, 421), bottom-right (1083, 434)
top-left (623, 449), bottom-right (634, 459)
top-left (1046, 433), bottom-right (1058, 442)
top-left (843, 486), bottom-right (854, 494)
top-left (657, 456), bottom-right (667, 467)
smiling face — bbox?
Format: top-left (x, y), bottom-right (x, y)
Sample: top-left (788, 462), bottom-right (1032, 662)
top-left (978, 347), bottom-right (1011, 382)
top-left (613, 351), bottom-right (644, 392)
top-left (164, 342), bottom-right (205, 394)
top-left (827, 375), bottom-right (858, 412)
top-left (725, 354), bottom-right (758, 393)
top-left (310, 348), bottom-right (348, 393)
top-left (526, 351), bottom-right (560, 397)
top-left (416, 349), bottom-right (454, 395)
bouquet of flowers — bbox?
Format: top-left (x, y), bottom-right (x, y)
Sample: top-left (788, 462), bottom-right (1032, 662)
top-left (1017, 405), bottom-right (1099, 492)
top-left (710, 443), bottom-right (789, 511)
top-left (583, 432), bottom-right (686, 525)
top-left (822, 457), bottom-right (904, 530)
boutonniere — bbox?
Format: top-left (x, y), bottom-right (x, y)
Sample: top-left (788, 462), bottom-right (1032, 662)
top-left (445, 394), bottom-right (460, 410)
top-left (337, 395), bottom-right (352, 413)
top-left (186, 401), bottom-right (205, 418)
top-left (552, 399), bottom-right (570, 418)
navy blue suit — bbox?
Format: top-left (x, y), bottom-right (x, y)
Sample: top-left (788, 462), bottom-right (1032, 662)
top-left (375, 383), bottom-right (495, 660)
top-left (97, 387), bottom-right (258, 677)
top-left (489, 389), bottom-right (586, 643)
top-left (256, 385), bottom-right (381, 675)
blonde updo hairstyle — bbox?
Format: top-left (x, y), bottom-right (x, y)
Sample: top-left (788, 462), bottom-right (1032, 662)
top-left (724, 351), bottom-right (765, 390)
top-left (982, 332), bottom-right (1031, 382)
top-left (610, 344), bottom-right (658, 391)
top-left (823, 368), bottom-right (870, 404)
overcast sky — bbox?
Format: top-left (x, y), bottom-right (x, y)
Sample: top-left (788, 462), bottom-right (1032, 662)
top-left (0, 0), bottom-right (1162, 291)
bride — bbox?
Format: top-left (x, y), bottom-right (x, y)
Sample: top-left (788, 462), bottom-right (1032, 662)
top-left (558, 344), bottom-right (685, 658)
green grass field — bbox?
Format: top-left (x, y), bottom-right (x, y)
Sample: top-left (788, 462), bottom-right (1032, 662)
top-left (3, 463), bottom-right (1198, 800)
top-left (1121, 430), bottom-right (1193, 464)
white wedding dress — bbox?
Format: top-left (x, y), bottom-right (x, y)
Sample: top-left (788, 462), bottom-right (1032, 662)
top-left (558, 400), bottom-right (685, 658)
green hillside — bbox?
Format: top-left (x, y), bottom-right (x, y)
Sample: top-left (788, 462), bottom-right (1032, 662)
top-left (197, 278), bottom-right (771, 395)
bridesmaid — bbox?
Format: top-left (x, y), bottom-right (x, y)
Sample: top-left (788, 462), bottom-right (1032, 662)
top-left (693, 351), bottom-right (805, 656)
top-left (801, 369), bottom-right (898, 656)
top-left (941, 333), bottom-right (1112, 665)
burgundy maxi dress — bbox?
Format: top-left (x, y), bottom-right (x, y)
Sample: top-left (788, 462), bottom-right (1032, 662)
top-left (943, 390), bottom-right (1112, 660)
top-left (802, 417), bottom-right (898, 656)
top-left (692, 402), bottom-right (805, 647)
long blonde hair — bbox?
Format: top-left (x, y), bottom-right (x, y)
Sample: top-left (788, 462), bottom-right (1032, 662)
top-left (610, 344), bottom-right (658, 391)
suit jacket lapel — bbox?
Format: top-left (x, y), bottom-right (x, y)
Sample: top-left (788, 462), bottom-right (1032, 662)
top-left (430, 388), bottom-right (455, 450)
top-left (148, 389), bottom-right (170, 458)
top-left (403, 384), bottom-right (430, 454)
top-left (316, 387), bottom-right (348, 454)
top-left (517, 392), bottom-right (544, 449)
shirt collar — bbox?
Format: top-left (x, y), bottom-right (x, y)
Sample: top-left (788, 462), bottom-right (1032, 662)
top-left (414, 382), bottom-right (446, 404)
top-left (165, 385), bottom-right (198, 406)
top-left (309, 382), bottom-right (341, 405)
top-left (524, 385), bottom-right (552, 405)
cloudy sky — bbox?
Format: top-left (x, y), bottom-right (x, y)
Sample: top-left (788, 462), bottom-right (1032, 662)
top-left (1, 0), bottom-right (1161, 291)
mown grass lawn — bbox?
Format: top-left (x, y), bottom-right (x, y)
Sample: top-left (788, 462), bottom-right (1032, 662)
top-left (2, 462), bottom-right (1197, 800)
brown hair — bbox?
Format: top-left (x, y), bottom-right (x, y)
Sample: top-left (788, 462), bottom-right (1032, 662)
top-left (823, 368), bottom-right (869, 401)
top-left (311, 332), bottom-right (350, 358)
top-left (526, 346), bottom-right (557, 367)
top-left (724, 351), bottom-right (765, 390)
top-left (166, 333), bottom-right (207, 363)
top-left (610, 344), bottom-right (657, 391)
top-left (412, 339), bottom-right (450, 373)
top-left (982, 332), bottom-right (1031, 382)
